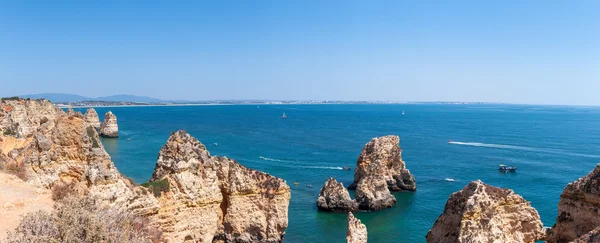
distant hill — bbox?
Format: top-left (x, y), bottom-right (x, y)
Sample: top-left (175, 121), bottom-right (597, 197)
top-left (94, 94), bottom-right (164, 103)
top-left (19, 93), bottom-right (92, 103)
top-left (18, 93), bottom-right (167, 103)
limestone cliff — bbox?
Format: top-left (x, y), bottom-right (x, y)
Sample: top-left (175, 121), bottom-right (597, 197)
top-left (547, 164), bottom-right (600, 243)
top-left (426, 180), bottom-right (545, 243)
top-left (317, 177), bottom-right (358, 212)
top-left (348, 135), bottom-right (416, 192)
top-left (83, 108), bottom-right (101, 129)
top-left (100, 111), bottom-right (118, 138)
top-left (571, 226), bottom-right (600, 243)
top-left (146, 130), bottom-right (290, 242)
top-left (0, 98), bottom-right (134, 204)
top-left (346, 212), bottom-right (367, 243)
top-left (356, 175), bottom-right (396, 211)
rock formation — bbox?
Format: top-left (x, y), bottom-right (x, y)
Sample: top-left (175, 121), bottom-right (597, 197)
top-left (0, 99), bottom-right (292, 243)
top-left (0, 98), bottom-right (134, 204)
top-left (571, 226), bottom-right (600, 243)
top-left (317, 178), bottom-right (358, 212)
top-left (426, 180), bottom-right (545, 243)
top-left (145, 130), bottom-right (290, 242)
top-left (547, 164), bottom-right (600, 243)
top-left (346, 212), bottom-right (367, 243)
top-left (356, 175), bottom-right (396, 210)
top-left (83, 108), bottom-right (101, 129)
top-left (348, 135), bottom-right (416, 192)
top-left (99, 111), bottom-right (118, 138)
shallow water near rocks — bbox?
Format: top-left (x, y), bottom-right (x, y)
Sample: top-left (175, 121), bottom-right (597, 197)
top-left (87, 104), bottom-right (600, 242)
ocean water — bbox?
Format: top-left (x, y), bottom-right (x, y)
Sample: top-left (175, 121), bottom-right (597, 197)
top-left (82, 104), bottom-right (600, 242)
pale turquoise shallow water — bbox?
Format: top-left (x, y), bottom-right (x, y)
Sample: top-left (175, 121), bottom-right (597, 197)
top-left (84, 104), bottom-right (600, 242)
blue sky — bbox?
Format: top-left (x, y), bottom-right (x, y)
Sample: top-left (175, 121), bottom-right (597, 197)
top-left (1, 1), bottom-right (599, 104)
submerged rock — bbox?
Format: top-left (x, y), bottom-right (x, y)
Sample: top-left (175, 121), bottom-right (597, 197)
top-left (356, 175), bottom-right (396, 211)
top-left (426, 180), bottom-right (545, 243)
top-left (547, 164), bottom-right (600, 243)
top-left (348, 135), bottom-right (416, 192)
top-left (99, 111), bottom-right (118, 138)
top-left (316, 177), bottom-right (358, 212)
top-left (83, 108), bottom-right (101, 129)
top-left (346, 212), bottom-right (367, 243)
top-left (146, 130), bottom-right (290, 242)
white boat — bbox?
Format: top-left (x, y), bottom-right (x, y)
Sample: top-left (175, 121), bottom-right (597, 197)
top-left (402, 110), bottom-right (405, 116)
top-left (444, 178), bottom-right (455, 182)
top-left (282, 113), bottom-right (287, 119)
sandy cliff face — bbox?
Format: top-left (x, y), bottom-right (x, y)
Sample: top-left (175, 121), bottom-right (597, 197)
top-left (99, 111), bottom-right (118, 138)
top-left (355, 175), bottom-right (396, 211)
top-left (145, 130), bottom-right (290, 242)
top-left (571, 226), bottom-right (600, 243)
top-left (426, 180), bottom-right (545, 243)
top-left (317, 177), bottom-right (358, 212)
top-left (0, 99), bottom-right (134, 204)
top-left (346, 212), bottom-right (367, 243)
top-left (348, 135), bottom-right (416, 191)
top-left (83, 108), bottom-right (101, 129)
top-left (547, 164), bottom-right (600, 243)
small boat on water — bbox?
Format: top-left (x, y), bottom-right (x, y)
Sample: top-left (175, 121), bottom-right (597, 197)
top-left (306, 184), bottom-right (313, 188)
top-left (448, 140), bottom-right (453, 143)
top-left (343, 166), bottom-right (351, 171)
top-left (444, 178), bottom-right (455, 182)
top-left (213, 143), bottom-right (218, 146)
top-left (402, 110), bottom-right (405, 116)
top-left (293, 182), bottom-right (299, 185)
top-left (282, 113), bottom-right (287, 119)
top-left (498, 164), bottom-right (517, 173)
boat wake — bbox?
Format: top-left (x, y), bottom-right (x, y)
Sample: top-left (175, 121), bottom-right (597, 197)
top-left (258, 156), bottom-right (343, 170)
top-left (449, 141), bottom-right (600, 158)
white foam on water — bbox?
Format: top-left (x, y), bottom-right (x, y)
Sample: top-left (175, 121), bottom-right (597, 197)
top-left (449, 141), bottom-right (600, 158)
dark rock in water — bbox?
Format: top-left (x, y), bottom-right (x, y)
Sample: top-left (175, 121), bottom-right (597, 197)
top-left (356, 175), bottom-right (396, 211)
top-left (426, 180), bottom-right (545, 243)
top-left (316, 178), bottom-right (358, 212)
top-left (348, 135), bottom-right (416, 191)
top-left (547, 164), bottom-right (600, 243)
top-left (99, 111), bottom-right (118, 138)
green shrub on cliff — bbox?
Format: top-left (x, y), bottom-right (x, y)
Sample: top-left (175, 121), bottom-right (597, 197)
top-left (86, 126), bottom-right (100, 148)
top-left (141, 178), bottom-right (170, 197)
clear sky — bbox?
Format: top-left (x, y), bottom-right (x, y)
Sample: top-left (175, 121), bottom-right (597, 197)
top-left (1, 1), bottom-right (599, 104)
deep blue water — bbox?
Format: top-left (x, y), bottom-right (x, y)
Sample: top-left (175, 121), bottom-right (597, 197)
top-left (81, 104), bottom-right (600, 242)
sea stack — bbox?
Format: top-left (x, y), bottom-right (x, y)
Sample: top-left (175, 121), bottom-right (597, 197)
top-left (346, 212), bottom-right (367, 243)
top-left (316, 178), bottom-right (358, 212)
top-left (83, 108), bottom-right (101, 129)
top-left (547, 164), bottom-right (600, 243)
top-left (356, 175), bottom-right (396, 211)
top-left (145, 130), bottom-right (291, 242)
top-left (100, 111), bottom-right (118, 138)
top-left (426, 180), bottom-right (545, 243)
top-left (348, 135), bottom-right (416, 192)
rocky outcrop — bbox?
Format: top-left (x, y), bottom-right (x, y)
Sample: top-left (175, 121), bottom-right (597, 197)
top-left (346, 212), bottom-right (367, 243)
top-left (426, 180), bottom-right (545, 243)
top-left (571, 226), bottom-right (600, 243)
top-left (83, 108), bottom-right (101, 129)
top-left (547, 164), bottom-right (600, 243)
top-left (145, 130), bottom-right (290, 242)
top-left (317, 178), bottom-right (358, 212)
top-left (99, 111), bottom-right (118, 138)
top-left (356, 175), bottom-right (396, 211)
top-left (348, 135), bottom-right (416, 192)
top-left (0, 99), bottom-right (134, 204)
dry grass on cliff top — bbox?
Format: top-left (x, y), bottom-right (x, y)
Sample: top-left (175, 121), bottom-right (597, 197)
top-left (0, 172), bottom-right (53, 240)
top-left (5, 196), bottom-right (163, 243)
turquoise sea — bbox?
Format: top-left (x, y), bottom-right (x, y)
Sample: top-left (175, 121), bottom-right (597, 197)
top-left (84, 104), bottom-right (600, 242)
